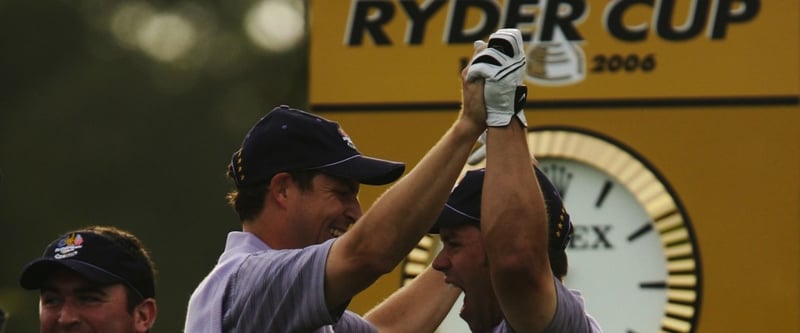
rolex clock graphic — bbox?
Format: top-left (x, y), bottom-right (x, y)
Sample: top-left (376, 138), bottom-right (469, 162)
top-left (402, 126), bottom-right (703, 333)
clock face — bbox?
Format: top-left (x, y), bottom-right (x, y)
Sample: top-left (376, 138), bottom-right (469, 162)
top-left (539, 158), bottom-right (671, 332)
top-left (402, 127), bottom-right (703, 333)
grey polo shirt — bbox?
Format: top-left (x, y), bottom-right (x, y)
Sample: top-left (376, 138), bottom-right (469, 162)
top-left (492, 276), bottom-right (603, 333)
top-left (184, 231), bottom-right (377, 333)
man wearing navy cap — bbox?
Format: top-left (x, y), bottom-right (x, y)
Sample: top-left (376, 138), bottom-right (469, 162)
top-left (431, 168), bottom-right (602, 332)
top-left (429, 29), bottom-right (602, 332)
top-left (184, 42), bottom-right (490, 332)
top-left (19, 225), bottom-right (158, 333)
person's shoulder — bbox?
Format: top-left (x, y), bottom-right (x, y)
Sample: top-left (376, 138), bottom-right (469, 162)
top-left (492, 320), bottom-right (513, 333)
top-left (555, 278), bottom-right (587, 305)
top-left (334, 310), bottom-right (378, 333)
top-left (240, 238), bottom-right (336, 272)
top-left (541, 278), bottom-right (602, 333)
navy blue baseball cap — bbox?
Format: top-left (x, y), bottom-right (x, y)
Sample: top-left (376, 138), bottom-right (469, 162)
top-left (229, 106), bottom-right (406, 187)
top-left (430, 167), bottom-right (574, 250)
top-left (19, 231), bottom-right (156, 299)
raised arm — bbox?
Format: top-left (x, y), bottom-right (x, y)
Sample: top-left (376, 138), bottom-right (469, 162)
top-left (323, 48), bottom-right (487, 309)
top-left (480, 29), bottom-right (556, 332)
top-left (483, 120), bottom-right (555, 333)
top-left (364, 266), bottom-right (461, 333)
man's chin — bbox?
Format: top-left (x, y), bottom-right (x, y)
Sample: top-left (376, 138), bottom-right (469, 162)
top-left (458, 295), bottom-right (473, 325)
top-left (459, 293), bottom-right (501, 332)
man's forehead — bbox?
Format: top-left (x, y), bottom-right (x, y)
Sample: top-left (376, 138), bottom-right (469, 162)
top-left (40, 268), bottom-right (110, 292)
top-left (439, 224), bottom-right (480, 238)
top-left (317, 173), bottom-right (360, 191)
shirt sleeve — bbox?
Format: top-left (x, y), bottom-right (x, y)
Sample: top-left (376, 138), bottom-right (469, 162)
top-left (221, 239), bottom-right (343, 332)
top-left (332, 311), bottom-right (379, 333)
top-left (542, 276), bottom-right (603, 333)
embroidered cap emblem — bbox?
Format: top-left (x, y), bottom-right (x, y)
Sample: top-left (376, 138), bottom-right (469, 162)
top-left (54, 233), bottom-right (84, 260)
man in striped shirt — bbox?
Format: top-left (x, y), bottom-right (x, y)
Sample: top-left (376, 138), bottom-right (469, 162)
top-left (184, 43), bottom-right (490, 332)
top-left (429, 28), bottom-right (603, 332)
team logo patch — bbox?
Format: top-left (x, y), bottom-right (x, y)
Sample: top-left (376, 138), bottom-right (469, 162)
top-left (54, 233), bottom-right (84, 259)
top-left (338, 127), bottom-right (357, 149)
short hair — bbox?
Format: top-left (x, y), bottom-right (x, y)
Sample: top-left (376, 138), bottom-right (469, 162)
top-left (83, 226), bottom-right (156, 312)
top-left (226, 169), bottom-right (319, 221)
top-left (548, 247), bottom-right (568, 279)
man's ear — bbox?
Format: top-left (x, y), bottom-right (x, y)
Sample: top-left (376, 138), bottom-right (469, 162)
top-left (269, 172), bottom-right (293, 208)
top-left (133, 298), bottom-right (157, 333)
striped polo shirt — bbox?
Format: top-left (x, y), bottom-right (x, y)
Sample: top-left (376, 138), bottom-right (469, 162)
top-left (492, 276), bottom-right (603, 332)
top-left (184, 231), bottom-right (377, 333)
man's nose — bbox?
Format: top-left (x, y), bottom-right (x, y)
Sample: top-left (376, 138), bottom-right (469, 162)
top-left (57, 301), bottom-right (80, 326)
top-left (344, 199), bottom-right (363, 221)
top-left (432, 251), bottom-right (450, 272)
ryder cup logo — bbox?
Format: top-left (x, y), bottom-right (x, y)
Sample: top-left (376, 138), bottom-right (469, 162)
top-left (54, 233), bottom-right (84, 259)
top-left (344, 0), bottom-right (761, 88)
top-left (526, 28), bottom-right (586, 86)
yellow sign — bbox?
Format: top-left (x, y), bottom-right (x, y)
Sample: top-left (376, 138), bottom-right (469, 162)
top-left (310, 2), bottom-right (800, 332)
top-left (311, 0), bottom-right (798, 107)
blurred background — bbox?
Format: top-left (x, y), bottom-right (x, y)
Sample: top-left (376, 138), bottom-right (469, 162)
top-left (0, 0), bottom-right (309, 331)
top-left (2, 0), bottom-right (799, 332)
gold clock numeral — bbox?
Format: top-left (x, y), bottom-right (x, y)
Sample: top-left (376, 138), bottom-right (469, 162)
top-left (662, 315), bottom-right (692, 332)
top-left (401, 234), bottom-right (436, 286)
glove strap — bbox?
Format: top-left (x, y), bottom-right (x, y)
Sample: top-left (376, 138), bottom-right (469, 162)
top-left (514, 86), bottom-right (527, 114)
top-left (514, 86), bottom-right (528, 127)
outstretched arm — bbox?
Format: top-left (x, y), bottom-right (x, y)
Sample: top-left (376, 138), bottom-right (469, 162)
top-left (323, 47), bottom-right (488, 309)
top-left (364, 267), bottom-right (461, 333)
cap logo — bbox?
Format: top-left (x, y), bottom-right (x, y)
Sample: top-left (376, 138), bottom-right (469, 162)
top-left (338, 127), bottom-right (356, 149)
top-left (555, 207), bottom-right (566, 238)
top-left (54, 233), bottom-right (84, 259)
top-left (235, 149), bottom-right (245, 182)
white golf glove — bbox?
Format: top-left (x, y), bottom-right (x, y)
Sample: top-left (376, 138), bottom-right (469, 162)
top-left (467, 29), bottom-right (528, 127)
